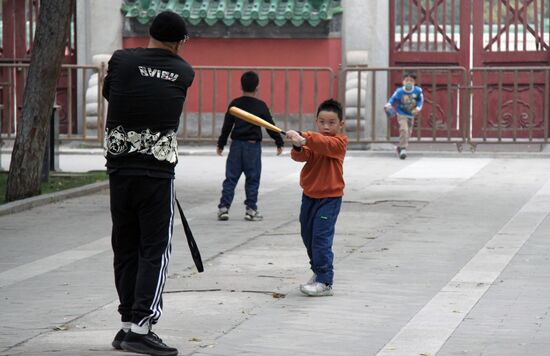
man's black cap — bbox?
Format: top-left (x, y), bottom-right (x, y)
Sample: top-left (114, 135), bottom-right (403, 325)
top-left (149, 11), bottom-right (188, 42)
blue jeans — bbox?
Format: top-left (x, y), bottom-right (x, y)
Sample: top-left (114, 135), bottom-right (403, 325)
top-left (299, 194), bottom-right (342, 285)
top-left (218, 140), bottom-right (262, 211)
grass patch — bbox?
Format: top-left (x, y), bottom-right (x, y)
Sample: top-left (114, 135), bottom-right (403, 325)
top-left (0, 171), bottom-right (108, 205)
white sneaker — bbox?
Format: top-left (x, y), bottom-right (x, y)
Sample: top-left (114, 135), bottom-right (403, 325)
top-left (217, 207), bottom-right (229, 221)
top-left (299, 273), bottom-right (317, 289)
top-left (399, 148), bottom-right (407, 160)
top-left (244, 208), bottom-right (263, 221)
top-left (300, 282), bottom-right (333, 297)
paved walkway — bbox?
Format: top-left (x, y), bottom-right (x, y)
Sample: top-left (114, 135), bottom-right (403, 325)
top-left (1, 151), bottom-right (549, 355)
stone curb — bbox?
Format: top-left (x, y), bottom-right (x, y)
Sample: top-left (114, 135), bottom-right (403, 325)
top-left (0, 180), bottom-right (109, 217)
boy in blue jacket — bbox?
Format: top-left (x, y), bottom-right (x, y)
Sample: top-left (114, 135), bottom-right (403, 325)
top-left (385, 72), bottom-right (423, 159)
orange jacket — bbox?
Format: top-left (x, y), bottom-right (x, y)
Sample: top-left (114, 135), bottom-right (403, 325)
top-left (290, 132), bottom-right (348, 198)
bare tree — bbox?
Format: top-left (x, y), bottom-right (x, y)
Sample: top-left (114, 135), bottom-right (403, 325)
top-left (5, 0), bottom-right (75, 202)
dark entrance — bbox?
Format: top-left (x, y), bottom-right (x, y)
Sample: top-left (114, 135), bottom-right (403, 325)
top-left (0, 0), bottom-right (76, 137)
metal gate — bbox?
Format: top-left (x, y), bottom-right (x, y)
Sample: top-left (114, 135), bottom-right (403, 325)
top-left (470, 66), bottom-right (550, 143)
top-left (390, 0), bottom-right (550, 143)
top-left (390, 0), bottom-right (470, 67)
top-left (471, 0), bottom-right (550, 141)
top-left (391, 1), bottom-right (550, 69)
top-left (181, 66), bottom-right (335, 141)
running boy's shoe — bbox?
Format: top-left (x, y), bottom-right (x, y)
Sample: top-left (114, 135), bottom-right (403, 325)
top-left (244, 208), bottom-right (263, 221)
top-left (301, 282), bottom-right (333, 297)
top-left (399, 148), bottom-right (407, 160)
top-left (217, 207), bottom-right (229, 221)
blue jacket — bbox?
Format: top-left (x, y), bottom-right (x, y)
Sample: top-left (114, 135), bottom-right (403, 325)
top-left (387, 86), bottom-right (424, 118)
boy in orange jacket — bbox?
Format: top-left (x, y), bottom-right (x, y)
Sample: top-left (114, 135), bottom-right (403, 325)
top-left (285, 99), bottom-right (348, 296)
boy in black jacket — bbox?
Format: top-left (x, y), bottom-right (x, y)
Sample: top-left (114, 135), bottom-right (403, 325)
top-left (216, 71), bottom-right (284, 221)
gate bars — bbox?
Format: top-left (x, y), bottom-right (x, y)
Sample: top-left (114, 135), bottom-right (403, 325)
top-left (180, 66), bottom-right (335, 142)
top-left (342, 66), bottom-right (550, 150)
top-left (469, 67), bottom-right (550, 146)
top-left (341, 66), bottom-right (469, 147)
top-left (0, 63), bottom-right (105, 143)
top-left (0, 64), bottom-right (548, 149)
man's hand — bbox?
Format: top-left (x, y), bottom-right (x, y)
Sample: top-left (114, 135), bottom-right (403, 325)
top-left (384, 104), bottom-right (392, 111)
top-left (216, 147), bottom-right (223, 156)
top-left (411, 107), bottom-right (421, 116)
top-left (276, 146), bottom-right (283, 156)
top-left (286, 130), bottom-right (306, 147)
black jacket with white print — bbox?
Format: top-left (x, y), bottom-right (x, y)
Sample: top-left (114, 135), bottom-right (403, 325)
top-left (103, 47), bottom-right (194, 175)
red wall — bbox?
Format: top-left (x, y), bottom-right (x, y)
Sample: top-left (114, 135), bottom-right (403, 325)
top-left (123, 37), bottom-right (341, 114)
top-left (123, 37), bottom-right (341, 68)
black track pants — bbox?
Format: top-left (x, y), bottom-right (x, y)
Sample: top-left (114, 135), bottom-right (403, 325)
top-left (109, 174), bottom-right (175, 327)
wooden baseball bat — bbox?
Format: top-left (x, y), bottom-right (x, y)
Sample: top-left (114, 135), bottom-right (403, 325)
top-left (229, 106), bottom-right (286, 135)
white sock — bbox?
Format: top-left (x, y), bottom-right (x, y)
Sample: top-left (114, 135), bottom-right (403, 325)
top-left (131, 323), bottom-right (149, 335)
top-left (121, 322), bottom-right (131, 333)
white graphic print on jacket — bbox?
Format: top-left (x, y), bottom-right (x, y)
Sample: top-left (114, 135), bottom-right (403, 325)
top-left (104, 126), bottom-right (178, 164)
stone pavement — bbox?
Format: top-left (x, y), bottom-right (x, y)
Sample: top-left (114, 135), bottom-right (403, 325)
top-left (1, 150), bottom-right (550, 356)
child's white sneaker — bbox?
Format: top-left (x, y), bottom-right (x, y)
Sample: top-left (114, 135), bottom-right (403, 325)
top-left (300, 282), bottom-right (333, 297)
top-left (300, 273), bottom-right (317, 289)
top-left (217, 207), bottom-right (229, 221)
top-left (244, 208), bottom-right (263, 221)
top-left (399, 148), bottom-right (407, 160)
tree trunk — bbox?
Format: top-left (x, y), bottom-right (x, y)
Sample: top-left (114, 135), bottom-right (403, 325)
top-left (5, 0), bottom-right (75, 202)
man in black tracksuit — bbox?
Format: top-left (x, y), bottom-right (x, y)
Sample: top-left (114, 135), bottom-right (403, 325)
top-left (103, 11), bottom-right (194, 356)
